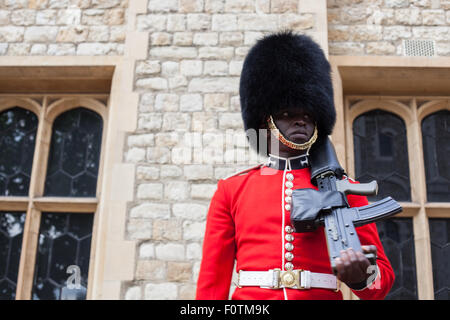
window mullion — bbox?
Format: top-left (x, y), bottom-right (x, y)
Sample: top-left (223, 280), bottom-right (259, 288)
top-left (413, 209), bottom-right (434, 299)
top-left (410, 98), bottom-right (435, 300)
top-left (409, 98), bottom-right (428, 206)
top-left (15, 206), bottom-right (41, 300)
top-left (15, 96), bottom-right (48, 300)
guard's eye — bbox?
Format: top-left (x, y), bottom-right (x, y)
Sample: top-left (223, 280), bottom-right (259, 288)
top-left (282, 111), bottom-right (289, 117)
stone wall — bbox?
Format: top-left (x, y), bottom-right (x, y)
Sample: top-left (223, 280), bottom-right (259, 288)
top-left (0, 0), bottom-right (128, 55)
top-left (124, 0), bottom-right (322, 300)
top-left (328, 0), bottom-right (450, 56)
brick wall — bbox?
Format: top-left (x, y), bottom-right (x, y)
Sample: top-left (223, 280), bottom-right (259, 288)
top-left (328, 0), bottom-right (450, 56)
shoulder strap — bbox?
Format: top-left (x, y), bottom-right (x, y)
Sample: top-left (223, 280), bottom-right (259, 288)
top-left (223, 164), bottom-right (264, 180)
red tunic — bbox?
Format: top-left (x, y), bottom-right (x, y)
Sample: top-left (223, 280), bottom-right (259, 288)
top-left (196, 165), bottom-right (394, 300)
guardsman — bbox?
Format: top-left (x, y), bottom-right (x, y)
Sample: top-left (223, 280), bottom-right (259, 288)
top-left (196, 31), bottom-right (394, 300)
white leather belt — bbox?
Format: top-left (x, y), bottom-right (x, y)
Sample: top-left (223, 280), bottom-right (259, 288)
top-left (237, 269), bottom-right (339, 291)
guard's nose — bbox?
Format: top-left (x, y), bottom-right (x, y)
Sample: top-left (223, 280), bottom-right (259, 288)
top-left (293, 117), bottom-right (307, 127)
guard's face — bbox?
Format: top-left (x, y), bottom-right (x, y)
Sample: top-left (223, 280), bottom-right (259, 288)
top-left (272, 109), bottom-right (316, 144)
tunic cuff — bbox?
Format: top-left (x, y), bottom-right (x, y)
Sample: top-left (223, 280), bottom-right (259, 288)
top-left (348, 264), bottom-right (380, 291)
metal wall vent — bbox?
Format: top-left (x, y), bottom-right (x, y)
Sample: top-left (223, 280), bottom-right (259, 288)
top-left (403, 39), bottom-right (436, 57)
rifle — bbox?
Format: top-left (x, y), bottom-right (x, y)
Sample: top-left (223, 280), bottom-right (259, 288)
top-left (290, 137), bottom-right (402, 273)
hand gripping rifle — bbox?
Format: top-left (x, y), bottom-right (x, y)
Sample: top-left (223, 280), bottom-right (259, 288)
top-left (290, 137), bottom-right (402, 274)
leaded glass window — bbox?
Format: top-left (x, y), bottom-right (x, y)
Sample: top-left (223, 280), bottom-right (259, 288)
top-left (429, 219), bottom-right (450, 300)
top-left (353, 110), bottom-right (411, 202)
top-left (0, 95), bottom-right (106, 300)
top-left (44, 107), bottom-right (103, 197)
top-left (377, 218), bottom-right (418, 300)
top-left (0, 212), bottom-right (25, 300)
top-left (421, 110), bottom-right (450, 202)
top-left (32, 212), bottom-right (93, 300)
top-left (0, 107), bottom-right (38, 196)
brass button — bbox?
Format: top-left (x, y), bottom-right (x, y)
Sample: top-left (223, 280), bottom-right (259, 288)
top-left (286, 173), bottom-right (294, 181)
top-left (285, 234), bottom-right (294, 242)
top-left (284, 204), bottom-right (291, 211)
top-left (285, 189), bottom-right (293, 196)
top-left (285, 225), bottom-right (294, 233)
top-left (285, 262), bottom-right (294, 270)
top-left (285, 181), bottom-right (293, 189)
top-left (285, 252), bottom-right (294, 261)
top-left (285, 243), bottom-right (294, 251)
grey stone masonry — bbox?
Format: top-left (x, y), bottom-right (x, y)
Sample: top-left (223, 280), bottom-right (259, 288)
top-left (125, 0), bottom-right (318, 300)
top-left (328, 0), bottom-right (450, 56)
top-left (0, 0), bottom-right (127, 55)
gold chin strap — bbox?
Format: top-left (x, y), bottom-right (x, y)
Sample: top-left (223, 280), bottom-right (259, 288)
top-left (267, 115), bottom-right (318, 151)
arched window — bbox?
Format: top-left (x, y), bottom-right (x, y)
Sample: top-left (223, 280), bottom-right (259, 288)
top-left (32, 212), bottom-right (94, 300)
top-left (0, 107), bottom-right (37, 300)
top-left (44, 107), bottom-right (103, 197)
top-left (0, 211), bottom-right (26, 299)
top-left (353, 109), bottom-right (411, 202)
top-left (421, 110), bottom-right (450, 299)
top-left (429, 218), bottom-right (450, 299)
top-left (32, 107), bottom-right (103, 300)
top-left (377, 218), bottom-right (418, 299)
top-left (421, 110), bottom-right (450, 202)
top-left (347, 97), bottom-right (450, 300)
top-left (0, 107), bottom-right (38, 196)
top-left (0, 96), bottom-right (107, 300)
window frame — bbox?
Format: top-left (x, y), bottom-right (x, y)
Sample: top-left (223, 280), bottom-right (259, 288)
top-left (0, 94), bottom-right (109, 300)
top-left (344, 95), bottom-right (450, 300)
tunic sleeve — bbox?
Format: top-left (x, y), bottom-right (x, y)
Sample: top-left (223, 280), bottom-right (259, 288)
top-left (196, 179), bottom-right (236, 300)
top-left (346, 193), bottom-right (395, 300)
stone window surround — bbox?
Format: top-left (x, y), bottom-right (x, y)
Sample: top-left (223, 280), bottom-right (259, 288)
top-left (0, 56), bottom-right (139, 300)
top-left (0, 0), bottom-right (148, 300)
top-left (0, 93), bottom-right (109, 299)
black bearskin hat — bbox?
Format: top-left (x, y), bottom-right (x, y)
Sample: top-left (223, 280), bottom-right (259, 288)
top-left (239, 31), bottom-right (336, 142)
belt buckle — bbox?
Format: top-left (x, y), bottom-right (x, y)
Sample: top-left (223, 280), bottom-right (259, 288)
top-left (278, 269), bottom-right (302, 289)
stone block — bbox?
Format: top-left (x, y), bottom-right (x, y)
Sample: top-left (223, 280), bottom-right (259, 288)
top-left (184, 164), bottom-right (214, 180)
top-left (144, 283), bottom-right (178, 300)
top-left (173, 203), bottom-right (207, 220)
top-left (167, 262), bottom-right (192, 281)
top-left (180, 94), bottom-right (203, 112)
top-left (136, 260), bottom-right (166, 280)
top-left (204, 93), bottom-right (229, 111)
top-left (25, 26), bottom-right (58, 42)
top-left (127, 218), bottom-right (152, 240)
top-left (155, 243), bottom-right (185, 261)
top-left (129, 203), bottom-right (170, 219)
top-left (180, 60), bottom-right (203, 76)
top-left (153, 219), bottom-right (183, 240)
top-left (137, 183), bottom-right (163, 200)
top-left (183, 220), bottom-right (206, 240)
